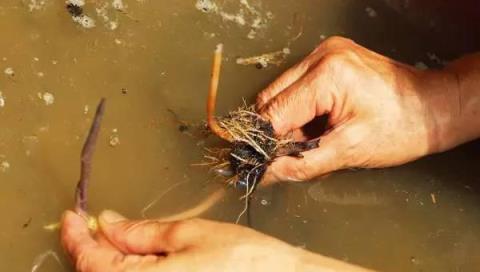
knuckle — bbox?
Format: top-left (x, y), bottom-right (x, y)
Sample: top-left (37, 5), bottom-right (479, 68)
top-left (312, 36), bottom-right (359, 64)
top-left (262, 102), bottom-right (285, 134)
top-left (322, 52), bottom-right (349, 68)
top-left (292, 59), bottom-right (312, 73)
top-left (114, 221), bottom-right (138, 245)
top-left (256, 91), bottom-right (269, 108)
top-left (166, 221), bottom-right (183, 236)
top-left (163, 219), bottom-right (198, 246)
top-left (323, 36), bottom-right (355, 47)
top-left (122, 222), bottom-right (148, 251)
top-left (311, 36), bottom-right (355, 58)
top-left (320, 51), bottom-right (359, 77)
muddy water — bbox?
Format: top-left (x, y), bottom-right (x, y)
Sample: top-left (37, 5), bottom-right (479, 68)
top-left (0, 0), bottom-right (479, 271)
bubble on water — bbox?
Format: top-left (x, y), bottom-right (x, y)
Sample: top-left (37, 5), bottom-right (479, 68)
top-left (112, 0), bottom-right (126, 10)
top-left (38, 92), bottom-right (55, 106)
top-left (108, 21), bottom-right (118, 30)
top-left (0, 91), bottom-right (5, 108)
top-left (28, 0), bottom-right (47, 11)
top-left (96, 3), bottom-right (120, 30)
top-left (72, 14), bottom-right (96, 29)
top-left (195, 0), bottom-right (218, 13)
top-left (251, 17), bottom-right (261, 29)
top-left (0, 160), bottom-right (10, 172)
top-left (109, 129), bottom-right (120, 147)
top-left (246, 29), bottom-right (255, 39)
top-left (4, 67), bottom-right (14, 76)
top-left (195, 0), bottom-right (271, 39)
top-left (220, 11), bottom-right (246, 25)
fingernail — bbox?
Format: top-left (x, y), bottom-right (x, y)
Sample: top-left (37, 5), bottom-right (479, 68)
top-left (286, 176), bottom-right (302, 182)
top-left (99, 210), bottom-right (126, 224)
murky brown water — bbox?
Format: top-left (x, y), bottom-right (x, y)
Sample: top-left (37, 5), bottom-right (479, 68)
top-left (1, 0), bottom-right (479, 271)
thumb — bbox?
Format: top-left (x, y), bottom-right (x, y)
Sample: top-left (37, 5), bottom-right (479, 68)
top-left (99, 210), bottom-right (202, 255)
top-left (261, 129), bottom-right (350, 185)
top-left (260, 65), bottom-right (335, 136)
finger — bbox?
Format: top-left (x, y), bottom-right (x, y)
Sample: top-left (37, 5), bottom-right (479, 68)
top-left (95, 231), bottom-right (119, 251)
top-left (99, 210), bottom-right (205, 255)
top-left (261, 129), bottom-right (350, 185)
top-left (61, 211), bottom-right (122, 255)
top-left (256, 36), bottom-right (355, 110)
top-left (256, 49), bottom-right (328, 110)
top-left (61, 211), bottom-right (98, 260)
top-left (260, 64), bottom-right (335, 136)
top-left (256, 61), bottom-right (311, 110)
top-left (61, 211), bottom-right (125, 271)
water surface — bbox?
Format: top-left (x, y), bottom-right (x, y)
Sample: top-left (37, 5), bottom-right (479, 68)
top-left (0, 1), bottom-right (479, 271)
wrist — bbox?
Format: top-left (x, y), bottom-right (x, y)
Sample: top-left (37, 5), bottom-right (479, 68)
top-left (419, 69), bottom-right (461, 153)
top-left (421, 55), bottom-right (480, 153)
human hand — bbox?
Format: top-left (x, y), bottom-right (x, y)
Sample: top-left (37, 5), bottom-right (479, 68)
top-left (258, 36), bottom-right (460, 183)
top-left (63, 210), bottom-right (370, 272)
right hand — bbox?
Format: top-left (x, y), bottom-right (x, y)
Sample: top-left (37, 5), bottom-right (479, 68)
top-left (257, 36), bottom-right (460, 184)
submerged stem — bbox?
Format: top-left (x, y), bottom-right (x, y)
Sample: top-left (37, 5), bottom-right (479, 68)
top-left (207, 44), bottom-right (233, 142)
top-left (157, 188), bottom-right (226, 222)
top-left (75, 98), bottom-right (106, 214)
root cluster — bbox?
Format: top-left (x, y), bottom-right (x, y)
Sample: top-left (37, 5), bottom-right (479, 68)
top-left (204, 44), bottom-right (319, 193)
top-left (206, 104), bottom-right (293, 190)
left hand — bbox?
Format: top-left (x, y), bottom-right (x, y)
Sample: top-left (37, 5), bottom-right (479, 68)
top-left (61, 210), bottom-right (307, 272)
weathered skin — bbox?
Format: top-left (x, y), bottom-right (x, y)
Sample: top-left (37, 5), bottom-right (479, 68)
top-left (258, 37), bottom-right (480, 184)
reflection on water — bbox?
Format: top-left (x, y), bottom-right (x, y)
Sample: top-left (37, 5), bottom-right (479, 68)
top-left (0, 0), bottom-right (479, 271)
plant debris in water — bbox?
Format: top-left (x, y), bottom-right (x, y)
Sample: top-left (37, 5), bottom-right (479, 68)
top-left (66, 2), bottom-right (83, 17)
top-left (65, 0), bottom-right (96, 29)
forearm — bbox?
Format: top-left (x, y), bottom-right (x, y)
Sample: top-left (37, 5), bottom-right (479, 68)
top-left (423, 53), bottom-right (480, 152)
top-left (296, 248), bottom-right (375, 272)
top-left (447, 53), bottom-right (480, 146)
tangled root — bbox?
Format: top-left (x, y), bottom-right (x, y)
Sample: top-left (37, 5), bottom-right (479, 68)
top-left (205, 103), bottom-right (319, 190)
top-left (203, 45), bottom-right (320, 223)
